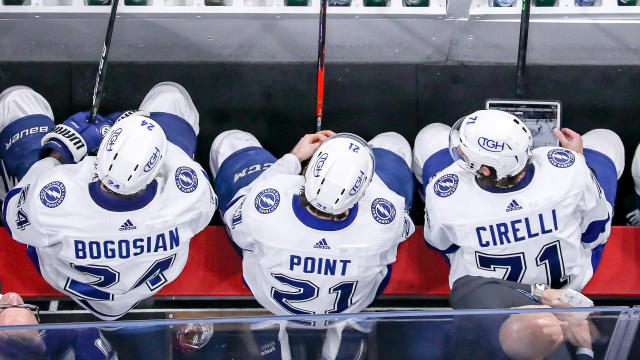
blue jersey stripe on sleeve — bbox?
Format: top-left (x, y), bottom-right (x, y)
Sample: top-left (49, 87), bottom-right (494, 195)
top-left (2, 186), bottom-right (22, 237)
top-left (372, 148), bottom-right (414, 210)
top-left (421, 148), bottom-right (453, 190)
top-left (214, 146), bottom-right (277, 214)
top-left (149, 112), bottom-right (197, 158)
top-left (590, 243), bottom-right (605, 271)
top-left (581, 214), bottom-right (611, 244)
top-left (583, 148), bottom-right (618, 207)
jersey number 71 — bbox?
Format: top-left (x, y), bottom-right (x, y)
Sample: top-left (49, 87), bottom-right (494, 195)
top-left (475, 240), bottom-right (570, 288)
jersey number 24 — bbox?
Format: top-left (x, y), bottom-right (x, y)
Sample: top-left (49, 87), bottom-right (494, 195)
top-left (64, 255), bottom-right (176, 301)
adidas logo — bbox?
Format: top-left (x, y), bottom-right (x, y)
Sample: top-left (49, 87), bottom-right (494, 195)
top-left (119, 219), bottom-right (137, 231)
top-left (313, 239), bottom-right (330, 250)
top-left (506, 200), bottom-right (523, 212)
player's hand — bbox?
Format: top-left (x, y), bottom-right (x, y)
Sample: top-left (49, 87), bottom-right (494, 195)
top-left (626, 209), bottom-right (640, 226)
top-left (40, 111), bottom-right (112, 164)
top-left (562, 319), bottom-right (592, 349)
top-left (554, 128), bottom-right (583, 154)
top-left (540, 289), bottom-right (572, 307)
top-left (290, 130), bottom-right (335, 162)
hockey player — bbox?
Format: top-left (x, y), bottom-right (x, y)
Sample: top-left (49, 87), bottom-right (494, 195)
top-left (1, 82), bottom-right (216, 320)
top-left (626, 143), bottom-right (640, 226)
top-left (209, 130), bottom-right (415, 317)
top-left (413, 110), bottom-right (624, 294)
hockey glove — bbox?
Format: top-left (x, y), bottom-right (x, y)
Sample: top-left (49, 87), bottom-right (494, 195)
top-left (40, 111), bottom-right (112, 164)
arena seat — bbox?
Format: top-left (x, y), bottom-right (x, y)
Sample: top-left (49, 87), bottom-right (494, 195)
top-left (1, 226), bottom-right (638, 298)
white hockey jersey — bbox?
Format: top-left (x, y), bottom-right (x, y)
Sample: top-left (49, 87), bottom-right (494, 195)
top-left (224, 153), bottom-right (414, 318)
top-left (424, 147), bottom-right (612, 291)
top-left (3, 143), bottom-right (216, 319)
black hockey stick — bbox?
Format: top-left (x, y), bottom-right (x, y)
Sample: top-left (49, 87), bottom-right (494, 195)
top-left (90, 0), bottom-right (120, 123)
top-left (315, 0), bottom-right (327, 132)
top-left (515, 0), bottom-right (531, 98)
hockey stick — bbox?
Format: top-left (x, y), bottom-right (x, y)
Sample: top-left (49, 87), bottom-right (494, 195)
top-left (515, 0), bottom-right (531, 98)
top-left (90, 0), bottom-right (120, 123)
top-left (315, 0), bottom-right (327, 132)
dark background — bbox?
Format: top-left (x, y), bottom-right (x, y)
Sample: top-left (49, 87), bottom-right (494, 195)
top-left (1, 63), bottom-right (637, 224)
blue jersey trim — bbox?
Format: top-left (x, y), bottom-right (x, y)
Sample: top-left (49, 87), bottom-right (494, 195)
top-left (26, 245), bottom-right (42, 274)
top-left (424, 241), bottom-right (458, 266)
top-left (590, 243), bottom-right (605, 271)
top-left (214, 146), bottom-right (277, 215)
top-left (148, 112), bottom-right (197, 158)
top-left (0, 114), bottom-right (54, 181)
top-left (88, 180), bottom-right (157, 212)
top-left (584, 148), bottom-right (618, 207)
top-left (291, 194), bottom-right (358, 231)
top-left (224, 194), bottom-right (245, 214)
top-left (421, 148), bottom-right (454, 189)
top-left (476, 163), bottom-right (535, 194)
top-left (581, 214), bottom-right (611, 244)
top-left (375, 264), bottom-right (393, 298)
top-left (372, 148), bottom-right (414, 210)
top-left (2, 187), bottom-right (22, 237)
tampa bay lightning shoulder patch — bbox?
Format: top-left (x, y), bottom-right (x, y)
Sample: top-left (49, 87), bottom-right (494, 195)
top-left (371, 198), bottom-right (396, 224)
top-left (40, 181), bottom-right (66, 208)
top-left (433, 174), bottom-right (458, 198)
top-left (254, 188), bottom-right (280, 214)
top-left (547, 148), bottom-right (575, 168)
top-left (175, 166), bottom-right (198, 193)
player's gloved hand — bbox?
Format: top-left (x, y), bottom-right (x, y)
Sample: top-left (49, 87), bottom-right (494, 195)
top-left (626, 209), bottom-right (640, 226)
top-left (40, 111), bottom-right (112, 164)
top-left (290, 130), bottom-right (335, 162)
top-left (554, 128), bottom-right (584, 154)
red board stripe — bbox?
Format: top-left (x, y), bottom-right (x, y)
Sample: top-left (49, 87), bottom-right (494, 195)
top-left (0, 226), bottom-right (638, 298)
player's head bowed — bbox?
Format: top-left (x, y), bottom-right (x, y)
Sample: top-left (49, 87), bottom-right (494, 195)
top-left (449, 109), bottom-right (533, 186)
top-left (96, 111), bottom-right (168, 196)
top-left (303, 133), bottom-right (375, 216)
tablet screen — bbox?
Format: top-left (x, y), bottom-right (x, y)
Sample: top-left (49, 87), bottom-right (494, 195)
top-left (486, 100), bottom-right (560, 148)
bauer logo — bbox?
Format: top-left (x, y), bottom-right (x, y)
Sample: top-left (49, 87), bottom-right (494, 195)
top-left (313, 153), bottom-right (328, 177)
top-left (547, 148), bottom-right (575, 168)
top-left (144, 147), bottom-right (162, 173)
top-left (175, 166), bottom-right (198, 193)
top-left (477, 137), bottom-right (506, 152)
top-left (433, 174), bottom-right (459, 198)
top-left (39, 181), bottom-right (66, 208)
top-left (106, 128), bottom-right (122, 151)
top-left (254, 188), bottom-right (280, 214)
top-left (371, 198), bottom-right (396, 224)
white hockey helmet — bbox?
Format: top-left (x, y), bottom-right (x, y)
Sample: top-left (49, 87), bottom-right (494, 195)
top-left (449, 109), bottom-right (533, 180)
top-left (304, 133), bottom-right (375, 215)
top-left (96, 114), bottom-right (168, 195)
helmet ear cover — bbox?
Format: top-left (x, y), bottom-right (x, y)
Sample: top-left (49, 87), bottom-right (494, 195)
top-left (449, 110), bottom-right (533, 181)
top-left (303, 133), bottom-right (375, 215)
top-left (96, 114), bottom-right (168, 195)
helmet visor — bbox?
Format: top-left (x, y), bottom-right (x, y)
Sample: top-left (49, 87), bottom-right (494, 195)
top-left (448, 117), bottom-right (474, 172)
